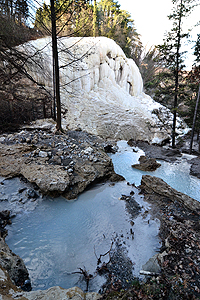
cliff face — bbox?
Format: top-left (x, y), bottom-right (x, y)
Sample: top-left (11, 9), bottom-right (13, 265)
top-left (23, 37), bottom-right (188, 144)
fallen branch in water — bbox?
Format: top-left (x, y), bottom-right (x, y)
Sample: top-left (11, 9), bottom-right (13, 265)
top-left (94, 241), bottom-right (114, 266)
top-left (71, 267), bottom-right (93, 292)
top-left (68, 241), bottom-right (114, 291)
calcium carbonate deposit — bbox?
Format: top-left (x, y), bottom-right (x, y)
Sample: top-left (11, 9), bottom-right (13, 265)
top-left (22, 36), bottom-right (188, 144)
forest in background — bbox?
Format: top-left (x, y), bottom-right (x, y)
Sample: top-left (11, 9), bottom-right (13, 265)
top-left (0, 0), bottom-right (199, 144)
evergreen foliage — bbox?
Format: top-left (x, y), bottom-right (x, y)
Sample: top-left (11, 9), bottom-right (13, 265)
top-left (194, 33), bottom-right (200, 63)
top-left (184, 66), bottom-right (200, 127)
top-left (156, 0), bottom-right (198, 147)
top-left (0, 0), bottom-right (29, 25)
top-left (34, 0), bottom-right (141, 59)
top-left (184, 35), bottom-right (200, 138)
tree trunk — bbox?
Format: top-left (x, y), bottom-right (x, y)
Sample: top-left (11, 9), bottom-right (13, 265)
top-left (189, 84), bottom-right (200, 154)
top-left (52, 55), bottom-right (56, 121)
top-left (172, 0), bottom-right (183, 149)
top-left (93, 0), bottom-right (98, 37)
top-left (50, 0), bottom-right (62, 131)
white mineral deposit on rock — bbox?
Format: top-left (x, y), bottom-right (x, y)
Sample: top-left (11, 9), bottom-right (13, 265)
top-left (22, 36), bottom-right (188, 144)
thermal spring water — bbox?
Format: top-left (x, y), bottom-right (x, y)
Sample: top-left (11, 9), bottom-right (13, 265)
top-left (109, 141), bottom-right (200, 202)
top-left (5, 180), bottom-right (160, 292)
top-left (5, 141), bottom-right (200, 292)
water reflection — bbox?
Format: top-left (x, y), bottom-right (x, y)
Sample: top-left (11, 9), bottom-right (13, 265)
top-left (6, 181), bottom-right (160, 291)
top-left (110, 141), bottom-right (200, 201)
top-left (6, 140), bottom-right (200, 292)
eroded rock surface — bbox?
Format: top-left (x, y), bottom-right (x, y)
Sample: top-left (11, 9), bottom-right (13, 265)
top-left (132, 155), bottom-right (161, 171)
top-left (0, 121), bottom-right (123, 199)
top-left (128, 139), bottom-right (182, 162)
top-left (0, 237), bottom-right (30, 288)
top-left (0, 211), bottom-right (30, 290)
top-left (140, 175), bottom-right (200, 212)
top-left (190, 157), bottom-right (200, 179)
top-left (0, 265), bottom-right (100, 300)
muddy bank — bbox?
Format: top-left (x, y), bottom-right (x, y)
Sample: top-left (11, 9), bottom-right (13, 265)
top-left (140, 175), bottom-right (200, 299)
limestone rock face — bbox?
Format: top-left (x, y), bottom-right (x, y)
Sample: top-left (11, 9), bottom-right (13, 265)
top-left (0, 237), bottom-right (29, 287)
top-left (23, 37), bottom-right (188, 144)
top-left (0, 266), bottom-right (100, 300)
top-left (0, 125), bottom-right (123, 199)
top-left (140, 175), bottom-right (200, 212)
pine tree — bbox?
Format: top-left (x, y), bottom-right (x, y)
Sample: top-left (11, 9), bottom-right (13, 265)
top-left (34, 0), bottom-right (141, 60)
top-left (187, 34), bottom-right (200, 153)
top-left (15, 0), bottom-right (29, 24)
top-left (158, 0), bottom-right (198, 148)
top-left (96, 0), bottom-right (141, 58)
top-left (194, 34), bottom-right (200, 63)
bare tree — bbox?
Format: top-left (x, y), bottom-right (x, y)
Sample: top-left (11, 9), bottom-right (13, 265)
top-left (50, 0), bottom-right (62, 131)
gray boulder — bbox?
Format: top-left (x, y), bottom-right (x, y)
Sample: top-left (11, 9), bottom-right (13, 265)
top-left (132, 155), bottom-right (161, 171)
top-left (140, 175), bottom-right (200, 213)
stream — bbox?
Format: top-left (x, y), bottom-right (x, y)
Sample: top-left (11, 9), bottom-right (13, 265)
top-left (4, 141), bottom-right (200, 292)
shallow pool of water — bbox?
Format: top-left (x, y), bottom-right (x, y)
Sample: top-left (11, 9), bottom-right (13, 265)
top-left (110, 141), bottom-right (200, 201)
top-left (5, 140), bottom-right (200, 292)
top-left (6, 181), bottom-right (160, 291)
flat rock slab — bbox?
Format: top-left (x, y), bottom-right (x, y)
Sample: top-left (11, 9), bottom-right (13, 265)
top-left (0, 126), bottom-right (123, 199)
top-left (140, 175), bottom-right (200, 213)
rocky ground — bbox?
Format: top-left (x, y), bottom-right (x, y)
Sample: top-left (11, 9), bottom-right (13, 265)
top-left (101, 137), bottom-right (200, 300)
top-left (128, 136), bottom-right (200, 178)
top-left (0, 119), bottom-right (122, 200)
top-left (101, 175), bottom-right (200, 300)
top-left (0, 120), bottom-right (200, 299)
top-left (0, 119), bottom-right (124, 298)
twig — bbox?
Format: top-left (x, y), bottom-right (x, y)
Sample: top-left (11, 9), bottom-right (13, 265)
top-left (96, 241), bottom-right (114, 265)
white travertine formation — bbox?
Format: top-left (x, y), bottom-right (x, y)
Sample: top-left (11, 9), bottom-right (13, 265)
top-left (23, 36), bottom-right (188, 144)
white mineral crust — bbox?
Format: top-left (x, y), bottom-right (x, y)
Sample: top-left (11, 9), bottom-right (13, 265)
top-left (23, 36), bottom-right (188, 144)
